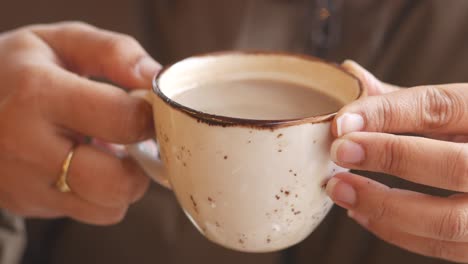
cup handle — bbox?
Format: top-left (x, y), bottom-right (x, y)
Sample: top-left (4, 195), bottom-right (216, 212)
top-left (126, 90), bottom-right (171, 189)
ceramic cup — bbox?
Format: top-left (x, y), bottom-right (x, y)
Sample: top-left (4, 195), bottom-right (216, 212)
top-left (127, 51), bottom-right (364, 252)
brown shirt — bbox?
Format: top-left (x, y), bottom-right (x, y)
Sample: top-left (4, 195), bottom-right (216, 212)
top-left (2, 1), bottom-right (468, 263)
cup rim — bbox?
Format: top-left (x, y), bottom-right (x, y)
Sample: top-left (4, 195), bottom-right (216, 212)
top-left (152, 50), bottom-right (365, 129)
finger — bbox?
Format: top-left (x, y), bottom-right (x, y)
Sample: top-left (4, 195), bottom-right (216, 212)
top-left (13, 175), bottom-right (129, 225)
top-left (47, 66), bottom-right (154, 143)
top-left (332, 84), bottom-right (468, 137)
top-left (330, 132), bottom-right (468, 192)
top-left (326, 172), bottom-right (468, 243)
top-left (0, 158), bottom-right (127, 225)
top-left (61, 144), bottom-right (150, 208)
top-left (349, 213), bottom-right (468, 263)
top-left (49, 191), bottom-right (129, 225)
top-left (0, 160), bottom-right (65, 218)
top-left (29, 21), bottom-right (161, 89)
top-left (341, 60), bottom-right (401, 96)
top-left (427, 134), bottom-right (468, 143)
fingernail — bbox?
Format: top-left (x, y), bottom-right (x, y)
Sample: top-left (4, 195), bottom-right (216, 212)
top-left (330, 139), bottom-right (365, 164)
top-left (136, 57), bottom-right (161, 82)
top-left (326, 177), bottom-right (357, 207)
top-left (336, 113), bottom-right (364, 137)
top-left (348, 210), bottom-right (369, 226)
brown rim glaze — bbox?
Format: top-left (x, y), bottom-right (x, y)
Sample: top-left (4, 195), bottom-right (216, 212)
top-left (152, 51), bottom-right (365, 129)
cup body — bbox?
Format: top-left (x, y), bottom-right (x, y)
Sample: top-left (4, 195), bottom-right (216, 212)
top-left (150, 52), bottom-right (363, 252)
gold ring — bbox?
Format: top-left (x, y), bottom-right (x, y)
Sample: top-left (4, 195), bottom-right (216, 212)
top-left (55, 146), bottom-right (76, 193)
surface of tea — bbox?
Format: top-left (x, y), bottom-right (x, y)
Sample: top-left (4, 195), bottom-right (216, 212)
top-left (172, 79), bottom-right (343, 120)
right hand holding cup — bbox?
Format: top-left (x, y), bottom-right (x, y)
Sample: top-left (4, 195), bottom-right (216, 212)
top-left (327, 60), bottom-right (468, 262)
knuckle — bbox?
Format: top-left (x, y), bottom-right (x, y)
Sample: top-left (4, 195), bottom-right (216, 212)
top-left (378, 135), bottom-right (408, 175)
top-left (103, 34), bottom-right (140, 59)
top-left (3, 30), bottom-right (33, 48)
top-left (436, 207), bottom-right (468, 241)
top-left (10, 64), bottom-right (50, 106)
top-left (370, 191), bottom-right (393, 222)
top-left (418, 86), bottom-right (463, 130)
top-left (59, 21), bottom-right (95, 31)
top-left (378, 96), bottom-right (398, 132)
top-left (381, 97), bottom-right (395, 131)
top-left (13, 63), bottom-right (47, 90)
top-left (1, 28), bottom-right (44, 52)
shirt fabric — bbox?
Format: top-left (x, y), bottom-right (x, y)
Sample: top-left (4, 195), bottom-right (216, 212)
top-left (2, 1), bottom-right (468, 263)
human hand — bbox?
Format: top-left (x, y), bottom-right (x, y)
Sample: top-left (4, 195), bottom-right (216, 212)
top-left (326, 60), bottom-right (468, 262)
top-left (0, 22), bottom-right (160, 225)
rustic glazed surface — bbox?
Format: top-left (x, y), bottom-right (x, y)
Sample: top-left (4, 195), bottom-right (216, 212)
top-left (133, 52), bottom-right (363, 252)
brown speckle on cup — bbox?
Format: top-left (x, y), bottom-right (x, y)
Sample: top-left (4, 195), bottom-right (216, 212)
top-left (190, 195), bottom-right (199, 214)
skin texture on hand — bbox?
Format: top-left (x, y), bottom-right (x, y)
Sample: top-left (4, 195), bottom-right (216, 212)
top-left (0, 22), bottom-right (160, 225)
top-left (327, 60), bottom-right (468, 263)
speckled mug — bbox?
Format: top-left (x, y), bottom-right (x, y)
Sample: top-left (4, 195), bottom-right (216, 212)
top-left (128, 51), bottom-right (364, 252)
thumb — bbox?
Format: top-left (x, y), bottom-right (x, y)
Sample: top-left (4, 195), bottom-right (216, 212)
top-left (29, 22), bottom-right (161, 89)
top-left (341, 60), bottom-right (400, 96)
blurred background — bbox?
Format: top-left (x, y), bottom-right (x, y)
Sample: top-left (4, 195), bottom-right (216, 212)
top-left (2, 0), bottom-right (468, 263)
